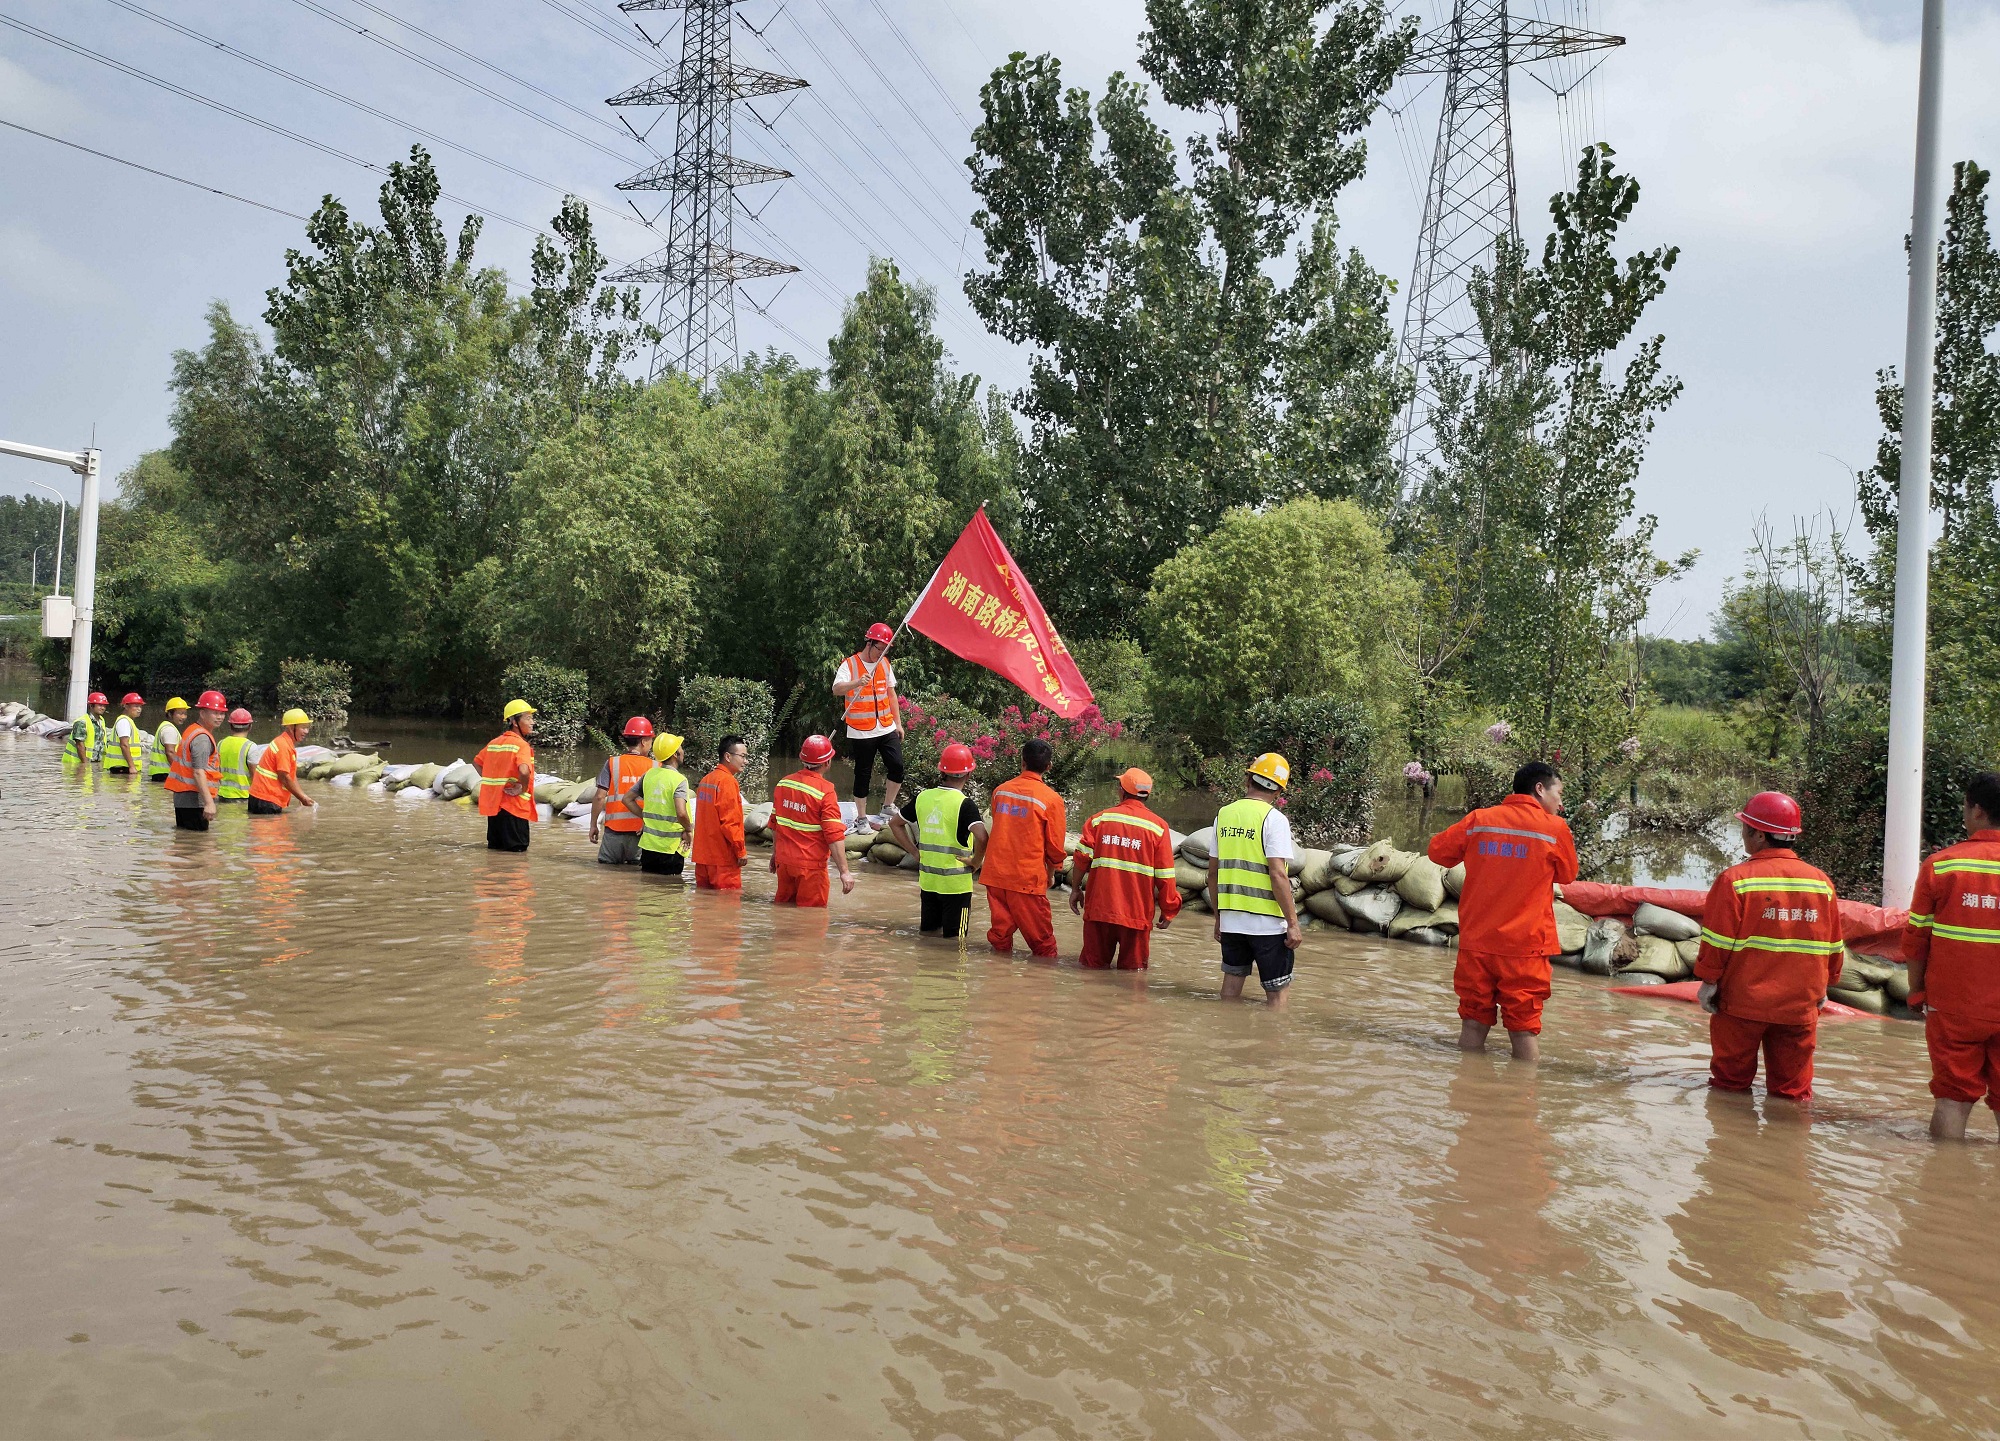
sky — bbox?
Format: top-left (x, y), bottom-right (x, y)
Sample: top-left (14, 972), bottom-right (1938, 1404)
top-left (2, 0), bottom-right (1997, 640)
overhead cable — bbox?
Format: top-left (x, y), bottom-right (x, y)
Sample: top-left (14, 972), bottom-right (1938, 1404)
top-left (0, 114), bottom-right (307, 219)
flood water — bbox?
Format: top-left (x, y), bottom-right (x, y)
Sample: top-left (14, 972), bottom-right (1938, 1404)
top-left (2, 734), bottom-right (1995, 1439)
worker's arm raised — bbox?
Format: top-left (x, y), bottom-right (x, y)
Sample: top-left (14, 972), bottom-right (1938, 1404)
top-left (1427, 812), bottom-right (1472, 868)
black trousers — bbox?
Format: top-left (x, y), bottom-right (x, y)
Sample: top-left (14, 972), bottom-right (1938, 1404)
top-left (849, 731), bottom-right (905, 802)
top-left (248, 797), bottom-right (285, 816)
top-left (487, 813), bottom-right (531, 852)
top-left (173, 807), bottom-right (209, 832)
top-left (919, 890), bottom-right (971, 937)
top-left (640, 850), bottom-right (686, 875)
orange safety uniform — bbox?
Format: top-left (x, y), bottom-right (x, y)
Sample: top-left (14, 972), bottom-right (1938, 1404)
top-left (474, 730), bottom-right (537, 821)
top-left (1428, 794), bottom-right (1580, 1034)
top-left (163, 721), bottom-right (220, 796)
top-left (1074, 797), bottom-right (1181, 969)
top-left (771, 768), bottom-right (846, 907)
top-left (983, 770), bottom-right (1068, 958)
top-left (840, 653), bottom-right (895, 733)
top-left (249, 731), bottom-right (298, 808)
top-left (600, 751), bottom-right (652, 833)
top-left (693, 765), bottom-right (747, 890)
top-left (1904, 830), bottom-right (2000, 1108)
top-left (1693, 847), bottom-right (1845, 1099)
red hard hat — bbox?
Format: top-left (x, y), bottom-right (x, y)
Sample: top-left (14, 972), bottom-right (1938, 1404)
top-left (799, 733), bottom-right (836, 765)
top-left (195, 689), bottom-right (227, 712)
top-left (622, 716), bottom-right (654, 739)
top-left (121, 692), bottom-right (144, 706)
top-left (940, 742), bottom-right (976, 776)
top-left (86, 691), bottom-right (107, 706)
top-left (228, 707), bottom-right (252, 725)
top-left (1737, 791), bottom-right (1803, 838)
top-left (865, 622), bottom-right (894, 645)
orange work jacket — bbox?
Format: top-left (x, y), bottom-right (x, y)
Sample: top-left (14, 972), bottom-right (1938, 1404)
top-left (983, 771), bottom-right (1068, 895)
top-left (1904, 830), bottom-right (2000, 1023)
top-left (1075, 798), bottom-right (1183, 931)
top-left (772, 769), bottom-right (845, 871)
top-left (693, 765), bottom-right (746, 865)
top-left (1427, 794), bottom-right (1579, 956)
top-left (475, 729), bottom-right (537, 821)
top-left (840, 654), bottom-right (895, 734)
top-left (250, 731), bottom-right (297, 807)
top-left (600, 751), bottom-right (652, 833)
top-left (1693, 848), bottom-right (1845, 1026)
top-left (164, 721), bottom-right (219, 795)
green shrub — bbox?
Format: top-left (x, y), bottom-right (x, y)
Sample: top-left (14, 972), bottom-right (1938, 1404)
top-left (1628, 705), bottom-right (1762, 830)
top-left (901, 693), bottom-right (1123, 806)
top-left (501, 658), bottom-right (588, 751)
top-left (677, 675), bottom-right (775, 792)
top-left (277, 657), bottom-right (353, 735)
top-left (1070, 636), bottom-right (1151, 732)
top-left (1239, 694), bottom-right (1377, 847)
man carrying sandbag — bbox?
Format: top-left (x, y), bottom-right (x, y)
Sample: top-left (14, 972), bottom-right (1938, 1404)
top-left (1073, 767), bottom-right (1180, 970)
top-left (475, 699), bottom-right (539, 853)
top-left (983, 738), bottom-right (1068, 959)
top-left (692, 734), bottom-right (751, 890)
top-left (1428, 761), bottom-right (1579, 1060)
top-left (1691, 791), bottom-right (1845, 1101)
top-left (1207, 753), bottom-right (1302, 1007)
top-left (591, 717), bottom-right (655, 865)
top-left (1902, 771), bottom-right (2000, 1139)
top-left (768, 734), bottom-right (855, 906)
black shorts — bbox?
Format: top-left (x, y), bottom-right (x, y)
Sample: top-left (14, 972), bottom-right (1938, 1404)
top-left (105, 766), bottom-right (131, 775)
top-left (149, 774), bottom-right (167, 783)
top-left (640, 850), bottom-right (686, 876)
top-left (849, 731), bottom-right (905, 800)
top-left (173, 806), bottom-right (209, 832)
top-left (487, 813), bottom-right (531, 852)
top-left (248, 797), bottom-right (285, 816)
top-left (920, 890), bottom-right (972, 938)
top-left (1221, 931), bottom-right (1295, 991)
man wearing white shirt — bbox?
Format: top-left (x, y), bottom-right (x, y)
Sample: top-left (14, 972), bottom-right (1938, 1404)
top-left (831, 621), bottom-right (905, 832)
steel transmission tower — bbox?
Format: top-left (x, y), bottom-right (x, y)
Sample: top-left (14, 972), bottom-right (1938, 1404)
top-left (607, 0), bottom-right (806, 381)
top-left (1394, 3), bottom-right (1622, 478)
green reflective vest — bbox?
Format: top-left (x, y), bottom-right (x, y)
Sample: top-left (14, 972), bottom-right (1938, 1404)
top-left (106, 717), bottom-right (141, 770)
top-left (148, 721), bottom-right (181, 779)
top-left (66, 714), bottom-right (102, 765)
top-left (639, 765), bottom-right (688, 855)
top-left (915, 786), bottom-right (974, 895)
top-left (217, 734), bottom-right (253, 800)
top-left (1214, 797), bottom-right (1283, 917)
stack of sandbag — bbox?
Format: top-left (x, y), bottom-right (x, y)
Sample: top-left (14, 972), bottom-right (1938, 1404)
top-left (1616, 902), bottom-right (1701, 983)
top-left (432, 760), bottom-right (479, 800)
top-left (322, 752), bottom-right (381, 787)
top-left (744, 801), bottom-right (774, 845)
top-left (1829, 949), bottom-right (1911, 1016)
top-left (1175, 826), bottom-right (1215, 911)
top-left (868, 838), bottom-right (918, 871)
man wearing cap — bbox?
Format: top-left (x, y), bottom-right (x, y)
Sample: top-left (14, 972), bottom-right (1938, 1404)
top-left (165, 690), bottom-right (227, 831)
top-left (1207, 753), bottom-right (1303, 1006)
top-left (1428, 760), bottom-right (1579, 1060)
top-left (107, 693), bottom-right (146, 774)
top-left (832, 622), bottom-right (904, 833)
top-left (1072, 767), bottom-right (1180, 970)
top-left (250, 710), bottom-right (318, 816)
top-left (1904, 772), bottom-right (2000, 1140)
top-left (981, 738), bottom-right (1068, 959)
top-left (1692, 791), bottom-right (1845, 1101)
top-left (148, 697), bottom-right (189, 783)
top-left (692, 734), bottom-right (751, 890)
top-left (591, 718), bottom-right (655, 866)
top-left (627, 732), bottom-right (693, 877)
top-left (769, 735), bottom-right (855, 907)
top-left (475, 700), bottom-right (539, 853)
top-left (216, 708), bottom-right (256, 804)
top-left (889, 743), bottom-right (989, 939)
top-left (65, 691), bottom-right (109, 767)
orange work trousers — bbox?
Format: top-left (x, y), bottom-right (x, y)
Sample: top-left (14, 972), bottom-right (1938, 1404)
top-left (775, 864), bottom-right (831, 908)
top-left (1709, 1012), bottom-right (1817, 1100)
top-left (1455, 950), bottom-right (1551, 1034)
top-left (1080, 919), bottom-right (1151, 970)
top-left (1926, 1010), bottom-right (2000, 1108)
top-left (695, 861), bottom-right (743, 891)
top-left (986, 886), bottom-right (1057, 958)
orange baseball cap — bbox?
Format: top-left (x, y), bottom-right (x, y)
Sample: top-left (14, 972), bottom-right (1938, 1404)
top-left (1118, 767), bottom-right (1153, 797)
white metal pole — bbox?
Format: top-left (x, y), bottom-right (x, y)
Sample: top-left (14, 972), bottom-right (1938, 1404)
top-left (1884, 0), bottom-right (1947, 908)
top-left (65, 449), bottom-right (102, 722)
top-left (21, 476), bottom-right (66, 593)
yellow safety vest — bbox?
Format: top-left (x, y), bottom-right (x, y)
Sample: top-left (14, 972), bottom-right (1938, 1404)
top-left (105, 716), bottom-right (141, 770)
top-left (66, 714), bottom-right (102, 765)
top-left (916, 786), bottom-right (974, 895)
top-left (1214, 797), bottom-right (1283, 917)
top-left (639, 765), bottom-right (688, 855)
top-left (148, 721), bottom-right (181, 778)
top-left (217, 734), bottom-right (253, 799)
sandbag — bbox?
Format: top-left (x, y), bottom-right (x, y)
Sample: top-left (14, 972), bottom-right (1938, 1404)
top-left (1841, 951), bottom-right (1898, 989)
top-left (406, 762), bottom-right (441, 791)
top-left (1442, 863), bottom-right (1466, 898)
top-left (1182, 889), bottom-right (1212, 914)
top-left (744, 802), bottom-right (774, 835)
top-left (1178, 826), bottom-right (1215, 866)
top-left (1168, 829), bottom-right (1187, 853)
top-left (1402, 927), bottom-right (1454, 948)
top-left (1618, 971), bottom-right (1665, 986)
top-left (1427, 900), bottom-right (1460, 934)
top-left (326, 752), bottom-right (378, 776)
top-left (1334, 875), bottom-right (1369, 897)
top-left (434, 760), bottom-right (479, 799)
top-left (353, 763), bottom-right (385, 788)
top-left (1388, 905), bottom-right (1441, 939)
top-left (1828, 985), bottom-right (1888, 1015)
top-left (1292, 847), bottom-right (1333, 887)
top-left (1348, 839), bottom-right (1416, 886)
top-left (1396, 856), bottom-right (1448, 912)
top-left (1554, 901), bottom-right (1590, 956)
top-left (1327, 845), bottom-right (1361, 878)
top-left (1582, 916), bottom-right (1636, 977)
top-left (1173, 860), bottom-right (1209, 892)
top-left (1886, 964), bottom-right (1913, 1003)
top-left (1303, 890), bottom-right (1349, 927)
top-left (1676, 938), bottom-right (1701, 967)
top-left (869, 840), bottom-right (907, 866)
top-left (1633, 902), bottom-right (1700, 942)
top-left (843, 831), bottom-right (875, 855)
top-left (1298, 848), bottom-right (1344, 896)
top-left (1338, 885), bottom-right (1402, 933)
top-left (561, 799), bottom-right (593, 820)
top-left (1623, 934), bottom-right (1692, 980)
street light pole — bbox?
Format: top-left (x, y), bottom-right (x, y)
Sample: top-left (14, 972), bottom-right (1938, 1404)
top-left (22, 476), bottom-right (67, 593)
top-left (1, 438), bottom-right (102, 720)
top-left (1883, 0), bottom-right (1947, 909)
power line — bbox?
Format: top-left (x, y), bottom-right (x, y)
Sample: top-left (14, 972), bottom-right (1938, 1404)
top-left (0, 114), bottom-right (307, 219)
top-left (861, 0), bottom-right (974, 132)
top-left (804, 0), bottom-right (969, 177)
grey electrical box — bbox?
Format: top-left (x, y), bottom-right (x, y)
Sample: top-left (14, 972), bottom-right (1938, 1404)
top-left (40, 593), bottom-right (73, 639)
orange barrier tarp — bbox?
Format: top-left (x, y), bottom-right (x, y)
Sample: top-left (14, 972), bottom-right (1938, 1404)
top-left (1559, 883), bottom-right (1909, 959)
top-left (1609, 980), bottom-right (1880, 1020)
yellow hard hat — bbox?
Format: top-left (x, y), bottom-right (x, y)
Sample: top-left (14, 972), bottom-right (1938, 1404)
top-left (165, 696), bottom-right (190, 712)
top-left (1247, 752), bottom-right (1291, 791)
top-left (652, 732), bottom-right (686, 763)
top-left (280, 708), bottom-right (312, 727)
top-left (503, 698), bottom-right (537, 721)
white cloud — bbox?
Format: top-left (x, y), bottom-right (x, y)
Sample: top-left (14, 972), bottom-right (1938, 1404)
top-left (0, 222), bottom-right (112, 310)
top-left (0, 52), bottom-right (87, 131)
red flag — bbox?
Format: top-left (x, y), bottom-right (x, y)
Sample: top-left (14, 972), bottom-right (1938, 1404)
top-left (904, 507), bottom-right (1095, 718)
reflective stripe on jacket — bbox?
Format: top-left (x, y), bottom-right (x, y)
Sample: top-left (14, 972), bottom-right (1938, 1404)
top-left (915, 786), bottom-right (973, 895)
top-left (1214, 797), bottom-right (1281, 917)
top-left (165, 721), bottom-right (218, 795)
top-left (983, 772), bottom-right (1067, 895)
top-left (772, 769), bottom-right (845, 871)
top-left (66, 715), bottom-right (102, 765)
top-left (841, 654), bottom-right (894, 734)
top-left (692, 766), bottom-right (746, 865)
top-left (1904, 831), bottom-right (2000, 1023)
top-left (251, 731), bottom-right (296, 807)
top-left (1076, 798), bottom-right (1182, 930)
top-left (601, 752), bottom-right (652, 833)
top-left (639, 765), bottom-right (689, 854)
top-left (1693, 848), bottom-right (1845, 1025)
top-left (474, 731), bottom-right (537, 820)
top-left (217, 735), bottom-right (253, 799)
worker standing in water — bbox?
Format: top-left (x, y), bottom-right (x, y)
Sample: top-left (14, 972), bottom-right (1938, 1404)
top-left (1207, 753), bottom-right (1303, 1006)
top-left (64, 691), bottom-right (108, 766)
top-left (1072, 767), bottom-right (1180, 970)
top-left (982, 738), bottom-right (1068, 959)
top-left (627, 732), bottom-right (692, 877)
top-left (475, 700), bottom-right (539, 853)
top-left (249, 709), bottom-right (318, 816)
top-left (1905, 772), bottom-right (2000, 1140)
top-left (769, 734), bottom-right (855, 906)
top-left (691, 734), bottom-right (750, 890)
top-left (106, 693), bottom-right (145, 774)
top-left (1692, 791), bottom-right (1845, 1102)
top-left (888, 743), bottom-right (988, 940)
top-left (832, 622), bottom-right (904, 832)
top-left (1428, 760), bottom-right (1578, 1060)
top-left (216, 708), bottom-right (255, 804)
top-left (148, 697), bottom-right (189, 783)
top-left (591, 717), bottom-right (655, 866)
top-left (164, 690), bottom-right (227, 832)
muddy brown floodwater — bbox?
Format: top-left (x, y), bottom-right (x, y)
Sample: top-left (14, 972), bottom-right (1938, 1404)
top-left (2, 736), bottom-right (1997, 1439)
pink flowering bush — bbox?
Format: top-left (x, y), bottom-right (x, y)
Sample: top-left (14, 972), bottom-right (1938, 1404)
top-left (900, 694), bottom-right (1122, 802)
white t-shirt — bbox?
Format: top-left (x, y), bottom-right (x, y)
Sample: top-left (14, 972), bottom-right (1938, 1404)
top-left (1218, 803), bottom-right (1295, 936)
top-left (836, 656), bottom-right (898, 739)
top-left (111, 714), bottom-right (139, 762)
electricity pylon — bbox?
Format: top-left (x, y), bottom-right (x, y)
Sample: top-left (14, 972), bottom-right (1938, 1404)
top-left (1394, 2), bottom-right (1622, 479)
top-left (608, 0), bottom-right (806, 382)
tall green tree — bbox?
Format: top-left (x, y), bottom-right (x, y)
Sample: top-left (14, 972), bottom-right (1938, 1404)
top-left (965, 0), bottom-right (1413, 634)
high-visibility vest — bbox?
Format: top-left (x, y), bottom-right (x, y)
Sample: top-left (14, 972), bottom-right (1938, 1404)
top-left (148, 721), bottom-right (181, 779)
top-left (841, 654), bottom-right (895, 734)
top-left (66, 715), bottom-right (102, 765)
top-left (251, 731), bottom-right (296, 807)
top-left (475, 731), bottom-right (536, 819)
top-left (217, 734), bottom-right (253, 799)
top-left (601, 751), bottom-right (652, 833)
top-left (165, 722), bottom-right (219, 795)
top-left (107, 716), bottom-right (141, 769)
top-left (639, 765), bottom-right (689, 855)
top-left (1214, 797), bottom-right (1283, 917)
top-left (915, 786), bottom-right (974, 895)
